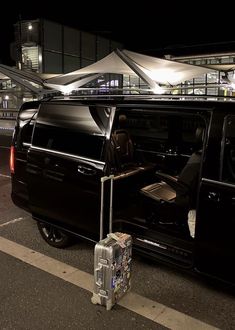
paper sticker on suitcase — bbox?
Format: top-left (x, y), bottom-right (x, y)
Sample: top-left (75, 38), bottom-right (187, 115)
top-left (91, 175), bottom-right (132, 310)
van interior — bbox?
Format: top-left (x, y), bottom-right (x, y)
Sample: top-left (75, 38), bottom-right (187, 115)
top-left (109, 108), bottom-right (206, 265)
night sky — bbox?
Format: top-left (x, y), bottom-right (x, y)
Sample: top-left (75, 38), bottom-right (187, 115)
top-left (0, 1), bottom-right (234, 65)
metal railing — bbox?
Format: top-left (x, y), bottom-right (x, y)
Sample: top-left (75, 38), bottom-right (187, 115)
top-left (0, 109), bottom-right (18, 120)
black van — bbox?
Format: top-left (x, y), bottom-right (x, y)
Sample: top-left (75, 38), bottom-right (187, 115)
top-left (11, 96), bottom-right (235, 285)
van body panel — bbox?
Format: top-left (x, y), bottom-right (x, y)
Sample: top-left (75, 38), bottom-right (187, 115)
top-left (11, 101), bottom-right (40, 210)
top-left (27, 147), bottom-right (104, 240)
top-left (195, 178), bottom-right (235, 283)
top-left (195, 111), bottom-right (235, 283)
top-left (25, 102), bottom-right (112, 241)
top-left (10, 98), bottom-right (235, 285)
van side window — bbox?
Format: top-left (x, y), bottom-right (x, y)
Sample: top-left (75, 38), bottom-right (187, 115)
top-left (118, 111), bottom-right (205, 174)
top-left (222, 115), bottom-right (235, 183)
top-left (32, 103), bottom-right (110, 160)
top-left (123, 111), bottom-right (205, 155)
top-left (18, 105), bottom-right (38, 146)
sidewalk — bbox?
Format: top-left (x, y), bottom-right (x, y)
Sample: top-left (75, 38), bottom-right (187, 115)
top-left (0, 250), bottom-right (161, 330)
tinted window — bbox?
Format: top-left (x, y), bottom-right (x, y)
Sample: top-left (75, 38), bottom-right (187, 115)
top-left (119, 110), bottom-right (205, 155)
top-left (18, 103), bottom-right (39, 145)
top-left (20, 122), bottom-right (35, 144)
top-left (222, 115), bottom-right (235, 183)
top-left (33, 125), bottom-right (104, 160)
top-left (36, 103), bottom-right (110, 135)
top-left (32, 103), bottom-right (111, 160)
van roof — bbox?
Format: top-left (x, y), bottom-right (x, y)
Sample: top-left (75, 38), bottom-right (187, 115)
top-left (38, 94), bottom-right (235, 112)
top-left (42, 94), bottom-right (235, 102)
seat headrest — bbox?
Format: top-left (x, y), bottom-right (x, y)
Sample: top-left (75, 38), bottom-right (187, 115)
top-left (118, 114), bottom-right (127, 128)
top-left (195, 127), bottom-right (205, 145)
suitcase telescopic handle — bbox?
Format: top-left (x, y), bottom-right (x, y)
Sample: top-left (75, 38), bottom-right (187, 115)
top-left (100, 175), bottom-right (114, 240)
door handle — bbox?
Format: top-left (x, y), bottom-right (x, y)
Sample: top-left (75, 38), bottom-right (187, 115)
top-left (207, 191), bottom-right (220, 202)
top-left (77, 165), bottom-right (97, 176)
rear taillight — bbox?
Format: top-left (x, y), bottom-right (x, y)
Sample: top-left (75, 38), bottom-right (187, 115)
top-left (10, 146), bottom-right (15, 174)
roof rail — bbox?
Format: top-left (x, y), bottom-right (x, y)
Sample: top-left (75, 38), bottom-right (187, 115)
top-left (49, 94), bottom-right (235, 102)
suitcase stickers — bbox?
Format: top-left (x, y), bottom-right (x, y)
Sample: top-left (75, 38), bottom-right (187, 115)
top-left (91, 175), bottom-right (132, 310)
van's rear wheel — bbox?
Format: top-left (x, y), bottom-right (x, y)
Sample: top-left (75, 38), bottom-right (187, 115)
top-left (37, 221), bottom-right (71, 248)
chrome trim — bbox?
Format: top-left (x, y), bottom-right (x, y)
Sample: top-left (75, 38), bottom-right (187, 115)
top-left (16, 158), bottom-right (27, 163)
top-left (136, 238), bottom-right (167, 250)
top-left (106, 106), bottom-right (116, 140)
top-left (202, 177), bottom-right (235, 189)
top-left (23, 142), bottom-right (31, 147)
top-left (30, 146), bottom-right (105, 169)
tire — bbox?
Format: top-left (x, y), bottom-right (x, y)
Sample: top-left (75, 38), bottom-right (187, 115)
top-left (37, 221), bottom-right (72, 248)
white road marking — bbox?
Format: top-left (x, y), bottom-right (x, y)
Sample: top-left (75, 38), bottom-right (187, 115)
top-left (0, 173), bottom-right (11, 178)
top-left (0, 236), bottom-right (218, 330)
top-left (0, 217), bottom-right (25, 228)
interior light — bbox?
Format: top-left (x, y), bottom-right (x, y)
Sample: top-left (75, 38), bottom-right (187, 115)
top-left (28, 23), bottom-right (33, 30)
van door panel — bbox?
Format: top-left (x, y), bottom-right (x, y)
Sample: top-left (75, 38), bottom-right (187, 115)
top-left (27, 148), bottom-right (104, 240)
top-left (26, 103), bottom-right (112, 241)
top-left (195, 179), bottom-right (235, 283)
top-left (194, 113), bottom-right (235, 284)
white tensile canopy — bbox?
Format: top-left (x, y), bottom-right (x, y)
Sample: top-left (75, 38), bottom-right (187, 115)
top-left (0, 64), bottom-right (50, 95)
top-left (45, 49), bottom-right (212, 93)
top-left (0, 72), bottom-right (8, 80)
top-left (0, 49), bottom-right (213, 95)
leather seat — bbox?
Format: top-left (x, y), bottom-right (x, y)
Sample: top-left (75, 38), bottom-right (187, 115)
top-left (140, 127), bottom-right (204, 232)
top-left (111, 114), bottom-right (154, 175)
top-left (112, 128), bottom-right (134, 168)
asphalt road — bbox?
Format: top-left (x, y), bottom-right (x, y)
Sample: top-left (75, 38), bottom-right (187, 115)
top-left (1, 134), bottom-right (235, 329)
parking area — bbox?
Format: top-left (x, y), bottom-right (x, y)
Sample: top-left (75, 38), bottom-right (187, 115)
top-left (1, 135), bottom-right (235, 329)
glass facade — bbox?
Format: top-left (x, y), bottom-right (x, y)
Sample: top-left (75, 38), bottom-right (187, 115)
top-left (1, 19), bottom-right (124, 113)
top-left (171, 54), bottom-right (235, 97)
top-left (14, 19), bottom-right (123, 75)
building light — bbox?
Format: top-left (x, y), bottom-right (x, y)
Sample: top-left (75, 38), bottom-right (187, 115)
top-left (231, 83), bottom-right (235, 90)
top-left (38, 54), bottom-right (42, 63)
top-left (4, 95), bottom-right (9, 100)
top-left (28, 23), bottom-right (33, 31)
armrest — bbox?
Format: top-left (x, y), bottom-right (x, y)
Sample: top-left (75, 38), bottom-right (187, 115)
top-left (155, 172), bottom-right (177, 183)
top-left (155, 171), bottom-right (189, 195)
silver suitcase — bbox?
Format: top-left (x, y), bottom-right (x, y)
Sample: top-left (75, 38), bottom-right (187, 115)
top-left (91, 175), bottom-right (132, 310)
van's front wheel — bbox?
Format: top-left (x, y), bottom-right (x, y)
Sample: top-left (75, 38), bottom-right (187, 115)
top-left (37, 221), bottom-right (71, 248)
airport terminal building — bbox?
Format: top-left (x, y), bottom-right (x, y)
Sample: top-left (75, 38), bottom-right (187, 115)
top-left (168, 52), bottom-right (235, 97)
top-left (1, 19), bottom-right (235, 118)
top-left (13, 18), bottom-right (122, 74)
top-left (0, 18), bottom-right (123, 116)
